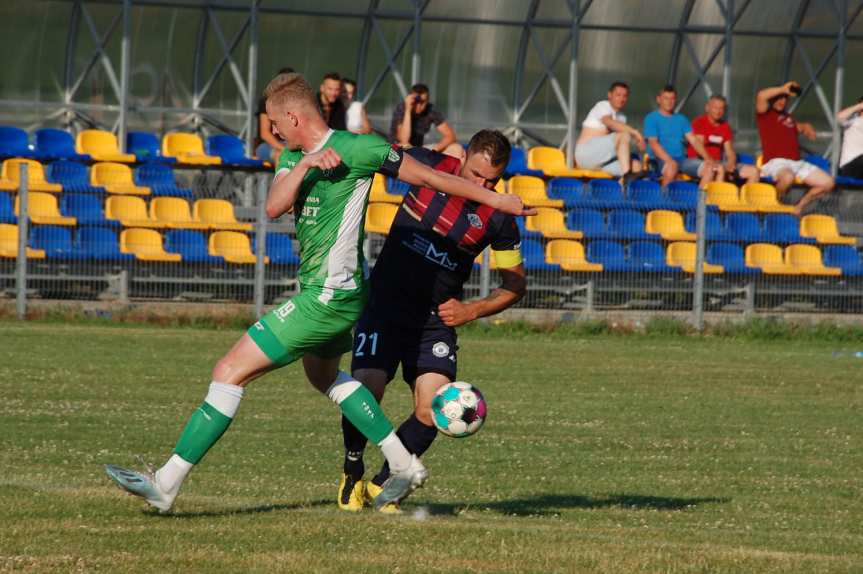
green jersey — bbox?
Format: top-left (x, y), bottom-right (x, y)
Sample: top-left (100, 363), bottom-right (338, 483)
top-left (276, 130), bottom-right (403, 305)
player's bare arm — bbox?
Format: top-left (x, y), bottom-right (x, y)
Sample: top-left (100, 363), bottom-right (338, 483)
top-left (396, 153), bottom-right (535, 216)
top-left (437, 264), bottom-right (526, 327)
top-left (266, 148), bottom-right (342, 219)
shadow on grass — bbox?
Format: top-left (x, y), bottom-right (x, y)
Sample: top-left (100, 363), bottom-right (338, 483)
top-left (162, 499), bottom-right (332, 519)
top-left (424, 493), bottom-right (731, 517)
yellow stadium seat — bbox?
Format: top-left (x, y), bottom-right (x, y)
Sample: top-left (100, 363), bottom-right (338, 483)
top-left (91, 162), bottom-right (150, 195)
top-left (193, 199), bottom-right (252, 231)
top-left (745, 243), bottom-right (800, 275)
top-left (76, 129), bottom-right (136, 163)
top-left (800, 214), bottom-right (856, 245)
top-left (365, 202), bottom-right (399, 235)
top-left (209, 230), bottom-right (265, 264)
top-left (162, 133), bottom-right (222, 165)
top-left (545, 239), bottom-right (603, 272)
top-left (120, 228), bottom-right (181, 262)
top-left (0, 159), bottom-right (62, 193)
top-left (494, 179), bottom-right (506, 194)
top-left (509, 176), bottom-right (564, 208)
top-left (666, 241), bottom-right (724, 274)
top-left (784, 243), bottom-right (841, 276)
top-left (741, 182), bottom-right (795, 214)
top-left (105, 196), bottom-right (164, 228)
top-left (526, 207), bottom-right (583, 239)
top-left (369, 174), bottom-right (403, 204)
top-left (645, 210), bottom-right (695, 241)
top-left (705, 181), bottom-right (756, 212)
top-left (15, 192), bottom-right (76, 226)
top-left (527, 146), bottom-right (593, 178)
top-left (0, 224), bottom-right (46, 258)
top-left (150, 197), bottom-right (209, 230)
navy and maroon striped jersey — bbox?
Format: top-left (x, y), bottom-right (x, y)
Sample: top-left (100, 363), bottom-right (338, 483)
top-left (367, 147), bottom-right (521, 327)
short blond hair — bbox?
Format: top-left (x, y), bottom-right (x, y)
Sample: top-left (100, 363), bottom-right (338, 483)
top-left (264, 72), bottom-right (316, 111)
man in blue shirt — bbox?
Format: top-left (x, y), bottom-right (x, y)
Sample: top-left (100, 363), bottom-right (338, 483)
top-left (644, 85), bottom-right (718, 187)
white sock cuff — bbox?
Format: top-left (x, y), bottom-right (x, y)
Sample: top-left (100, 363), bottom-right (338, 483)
top-left (326, 371), bottom-right (361, 405)
top-left (205, 382), bottom-right (244, 418)
top-left (377, 430), bottom-right (398, 448)
top-left (167, 453), bottom-right (194, 472)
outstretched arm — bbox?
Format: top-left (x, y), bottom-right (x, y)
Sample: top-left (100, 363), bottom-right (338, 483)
top-left (838, 101), bottom-right (863, 124)
top-left (395, 153), bottom-right (534, 216)
top-left (437, 265), bottom-right (526, 327)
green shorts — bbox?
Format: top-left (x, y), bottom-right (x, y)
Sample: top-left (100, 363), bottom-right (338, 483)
top-left (248, 287), bottom-right (367, 366)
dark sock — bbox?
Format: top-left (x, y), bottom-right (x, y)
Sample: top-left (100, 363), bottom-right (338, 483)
top-left (342, 415), bottom-right (369, 480)
top-left (372, 413), bottom-right (438, 486)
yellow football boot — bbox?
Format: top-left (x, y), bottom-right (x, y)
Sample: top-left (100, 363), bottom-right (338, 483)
top-left (364, 481), bottom-right (402, 514)
top-left (337, 474), bottom-right (365, 512)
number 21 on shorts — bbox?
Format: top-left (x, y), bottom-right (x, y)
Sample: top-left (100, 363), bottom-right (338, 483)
top-left (354, 331), bottom-right (379, 357)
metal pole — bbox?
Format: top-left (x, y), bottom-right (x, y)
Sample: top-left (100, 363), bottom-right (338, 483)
top-left (410, 0), bottom-right (421, 85)
top-left (479, 247), bottom-right (491, 300)
top-left (831, 0), bottom-right (847, 176)
top-left (246, 0), bottom-right (259, 157)
top-left (722, 0), bottom-right (733, 100)
top-left (566, 0), bottom-right (580, 168)
top-left (254, 174), bottom-right (269, 318)
top-left (692, 188), bottom-right (707, 332)
top-left (16, 164), bottom-right (29, 321)
top-left (118, 0), bottom-right (131, 152)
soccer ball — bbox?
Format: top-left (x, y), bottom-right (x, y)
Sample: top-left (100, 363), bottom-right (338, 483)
top-left (431, 382), bottom-right (487, 438)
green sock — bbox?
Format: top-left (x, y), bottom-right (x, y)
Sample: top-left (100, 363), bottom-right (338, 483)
top-left (328, 373), bottom-right (393, 444)
top-left (174, 382), bottom-right (244, 465)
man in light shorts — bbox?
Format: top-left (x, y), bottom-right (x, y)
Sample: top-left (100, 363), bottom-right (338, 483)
top-left (756, 81), bottom-right (834, 216)
top-left (575, 81), bottom-right (644, 182)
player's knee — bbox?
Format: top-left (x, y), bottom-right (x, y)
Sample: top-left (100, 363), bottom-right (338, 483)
top-left (414, 401), bottom-right (435, 427)
top-left (212, 355), bottom-right (242, 385)
top-left (776, 171), bottom-right (794, 188)
top-left (616, 132), bottom-right (630, 145)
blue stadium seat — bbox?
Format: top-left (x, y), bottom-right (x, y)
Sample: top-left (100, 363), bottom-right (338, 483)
top-left (666, 181), bottom-right (699, 211)
top-left (836, 175), bottom-right (863, 187)
top-left (75, 226), bottom-right (135, 261)
top-left (30, 225), bottom-right (79, 259)
top-left (388, 179), bottom-right (411, 195)
top-left (725, 212), bottom-right (766, 242)
top-left (515, 215), bottom-right (541, 239)
top-left (586, 240), bottom-right (634, 272)
top-left (804, 154), bottom-right (830, 172)
top-left (164, 229), bottom-right (224, 263)
top-left (737, 153), bottom-right (756, 166)
top-left (585, 179), bottom-right (627, 209)
top-left (547, 178), bottom-right (585, 207)
top-left (126, 131), bottom-right (177, 164)
top-left (135, 164), bottom-right (194, 199)
top-left (627, 179), bottom-right (672, 210)
top-left (567, 209), bottom-right (606, 238)
top-left (0, 126), bottom-right (43, 160)
top-left (60, 194), bottom-right (118, 227)
top-left (707, 242), bottom-right (759, 274)
top-left (206, 134), bottom-right (265, 168)
top-left (46, 161), bottom-right (105, 194)
top-left (684, 211), bottom-right (735, 241)
top-left (256, 233), bottom-right (300, 265)
top-left (629, 240), bottom-right (678, 272)
top-left (34, 129), bottom-right (91, 161)
top-left (521, 238), bottom-right (558, 271)
top-left (608, 209), bottom-right (656, 240)
top-left (822, 245), bottom-right (863, 276)
top-left (764, 213), bottom-right (816, 244)
top-left (0, 193), bottom-right (16, 223)
top-left (504, 147), bottom-right (544, 178)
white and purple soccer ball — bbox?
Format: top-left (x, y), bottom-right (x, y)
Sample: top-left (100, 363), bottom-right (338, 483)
top-left (431, 382), bottom-right (487, 438)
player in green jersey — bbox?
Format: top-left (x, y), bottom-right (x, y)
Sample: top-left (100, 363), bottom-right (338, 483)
top-left (105, 72), bottom-right (531, 513)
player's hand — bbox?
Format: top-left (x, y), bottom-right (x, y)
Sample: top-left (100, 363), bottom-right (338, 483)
top-left (438, 298), bottom-right (477, 327)
top-left (301, 148), bottom-right (342, 171)
top-left (495, 193), bottom-right (536, 216)
top-left (633, 130), bottom-right (646, 148)
top-left (404, 93), bottom-right (416, 109)
top-left (783, 80), bottom-right (801, 95)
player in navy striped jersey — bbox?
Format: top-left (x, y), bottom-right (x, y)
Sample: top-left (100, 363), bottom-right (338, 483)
top-left (337, 130), bottom-right (527, 512)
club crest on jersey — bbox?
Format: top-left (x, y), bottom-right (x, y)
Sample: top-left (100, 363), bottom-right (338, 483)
top-left (432, 342), bottom-right (450, 357)
top-left (467, 213), bottom-right (483, 229)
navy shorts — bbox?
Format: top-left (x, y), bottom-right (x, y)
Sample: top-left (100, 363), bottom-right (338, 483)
top-left (351, 308), bottom-right (458, 384)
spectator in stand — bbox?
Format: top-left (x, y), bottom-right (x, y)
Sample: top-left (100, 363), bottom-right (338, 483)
top-left (687, 94), bottom-right (760, 185)
top-left (756, 81), bottom-right (834, 216)
top-left (318, 72), bottom-right (347, 130)
top-left (342, 78), bottom-right (371, 134)
top-left (644, 85), bottom-right (720, 188)
top-left (574, 81), bottom-right (645, 184)
top-left (390, 83), bottom-right (457, 153)
top-left (838, 96), bottom-right (863, 180)
top-left (255, 66), bottom-right (294, 161)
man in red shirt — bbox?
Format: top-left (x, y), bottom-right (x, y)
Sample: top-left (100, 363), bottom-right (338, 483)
top-left (685, 95), bottom-right (759, 185)
top-left (756, 81), bottom-right (834, 216)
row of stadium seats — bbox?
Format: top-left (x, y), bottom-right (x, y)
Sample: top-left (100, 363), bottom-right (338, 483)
top-left (0, 224), bottom-right (298, 265)
top-left (0, 126), bottom-right (262, 167)
top-left (0, 158), bottom-right (193, 198)
top-left (0, 192), bottom-right (250, 231)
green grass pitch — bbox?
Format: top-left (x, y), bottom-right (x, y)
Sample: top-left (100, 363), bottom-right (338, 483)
top-left (1, 322), bottom-right (861, 573)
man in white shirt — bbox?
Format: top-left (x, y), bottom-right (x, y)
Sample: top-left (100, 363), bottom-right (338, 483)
top-left (574, 81), bottom-right (645, 182)
top-left (838, 96), bottom-right (863, 180)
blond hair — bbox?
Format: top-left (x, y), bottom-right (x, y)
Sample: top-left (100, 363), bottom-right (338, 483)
top-left (263, 73), bottom-right (316, 111)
